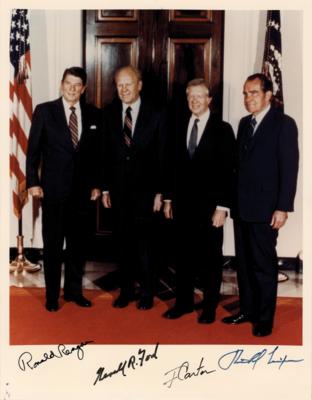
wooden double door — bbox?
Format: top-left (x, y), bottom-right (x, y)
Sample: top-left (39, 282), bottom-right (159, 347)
top-left (84, 9), bottom-right (224, 247)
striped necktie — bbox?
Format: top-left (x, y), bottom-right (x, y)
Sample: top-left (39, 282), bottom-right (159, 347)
top-left (123, 106), bottom-right (132, 147)
top-left (244, 116), bottom-right (257, 151)
top-left (69, 106), bottom-right (78, 148)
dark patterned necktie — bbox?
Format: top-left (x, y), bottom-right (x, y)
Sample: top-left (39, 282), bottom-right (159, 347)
top-left (123, 106), bottom-right (132, 147)
top-left (244, 116), bottom-right (257, 151)
top-left (69, 106), bottom-right (78, 148)
top-left (188, 118), bottom-right (199, 158)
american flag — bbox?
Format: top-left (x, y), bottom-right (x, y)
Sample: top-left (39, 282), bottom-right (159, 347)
top-left (10, 9), bottom-right (33, 219)
top-left (262, 10), bottom-right (284, 111)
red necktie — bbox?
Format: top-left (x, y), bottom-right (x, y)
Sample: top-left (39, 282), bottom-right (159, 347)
top-left (69, 106), bottom-right (78, 148)
top-left (123, 106), bottom-right (132, 147)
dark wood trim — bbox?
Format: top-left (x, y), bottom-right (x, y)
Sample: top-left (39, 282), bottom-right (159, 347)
top-left (95, 37), bottom-right (138, 107)
top-left (169, 10), bottom-right (212, 22)
top-left (97, 10), bottom-right (138, 22)
top-left (168, 38), bottom-right (211, 97)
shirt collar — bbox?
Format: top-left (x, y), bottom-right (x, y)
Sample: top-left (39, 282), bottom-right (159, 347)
top-left (62, 97), bottom-right (81, 112)
top-left (122, 97), bottom-right (141, 114)
top-left (252, 103), bottom-right (271, 125)
top-left (191, 108), bottom-right (210, 124)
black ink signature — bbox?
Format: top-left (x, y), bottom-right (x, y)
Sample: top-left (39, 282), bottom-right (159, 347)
top-left (18, 340), bottom-right (94, 371)
top-left (218, 346), bottom-right (304, 370)
top-left (93, 343), bottom-right (159, 385)
top-left (163, 357), bottom-right (216, 388)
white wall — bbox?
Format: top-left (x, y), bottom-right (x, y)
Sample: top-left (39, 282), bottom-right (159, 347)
top-left (10, 9), bottom-right (303, 258)
top-left (10, 10), bottom-right (83, 248)
top-left (223, 10), bottom-right (302, 256)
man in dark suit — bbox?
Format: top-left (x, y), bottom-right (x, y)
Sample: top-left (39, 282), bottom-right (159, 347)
top-left (26, 66), bottom-right (102, 312)
top-left (162, 78), bottom-right (236, 323)
top-left (100, 65), bottom-right (167, 310)
top-left (222, 73), bottom-right (299, 336)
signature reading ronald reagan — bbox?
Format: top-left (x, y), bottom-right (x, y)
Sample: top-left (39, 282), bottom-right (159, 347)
top-left (18, 340), bottom-right (94, 371)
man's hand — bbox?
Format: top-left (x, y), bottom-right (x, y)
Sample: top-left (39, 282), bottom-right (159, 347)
top-left (102, 192), bottom-right (112, 208)
top-left (212, 209), bottom-right (227, 228)
top-left (28, 186), bottom-right (44, 198)
top-left (90, 188), bottom-right (101, 201)
top-left (270, 210), bottom-right (288, 229)
top-left (163, 201), bottom-right (173, 219)
top-left (153, 193), bottom-right (163, 212)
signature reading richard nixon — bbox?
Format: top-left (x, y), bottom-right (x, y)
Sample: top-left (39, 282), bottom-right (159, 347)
top-left (163, 346), bottom-right (304, 388)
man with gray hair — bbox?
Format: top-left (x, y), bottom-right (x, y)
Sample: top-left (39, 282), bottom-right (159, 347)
top-left (163, 78), bottom-right (235, 323)
top-left (99, 65), bottom-right (167, 311)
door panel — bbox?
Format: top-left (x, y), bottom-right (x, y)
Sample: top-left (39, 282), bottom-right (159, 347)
top-left (96, 38), bottom-right (138, 107)
top-left (84, 9), bottom-right (224, 240)
top-left (168, 38), bottom-right (211, 98)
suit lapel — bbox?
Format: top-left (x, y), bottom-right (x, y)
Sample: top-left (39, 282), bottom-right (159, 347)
top-left (115, 101), bottom-right (123, 133)
top-left (197, 113), bottom-right (213, 148)
top-left (131, 101), bottom-right (154, 148)
top-left (80, 102), bottom-right (87, 134)
top-left (54, 98), bottom-right (74, 150)
top-left (238, 115), bottom-right (253, 157)
top-left (239, 107), bottom-right (275, 161)
top-left (79, 102), bottom-right (92, 147)
top-left (247, 107), bottom-right (274, 152)
top-left (191, 113), bottom-right (214, 159)
top-left (106, 100), bottom-right (123, 143)
top-left (178, 112), bottom-right (191, 156)
top-left (131, 101), bottom-right (145, 144)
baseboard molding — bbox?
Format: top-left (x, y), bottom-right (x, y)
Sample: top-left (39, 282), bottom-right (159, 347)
top-left (222, 256), bottom-right (302, 273)
top-left (10, 248), bottom-right (302, 272)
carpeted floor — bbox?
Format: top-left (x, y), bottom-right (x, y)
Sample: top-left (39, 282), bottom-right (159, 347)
top-left (10, 286), bottom-right (302, 345)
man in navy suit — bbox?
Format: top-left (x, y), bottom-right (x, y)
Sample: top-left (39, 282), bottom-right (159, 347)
top-left (222, 73), bottom-right (299, 336)
top-left (162, 78), bottom-right (236, 323)
top-left (100, 65), bottom-right (167, 310)
top-left (26, 67), bottom-right (102, 312)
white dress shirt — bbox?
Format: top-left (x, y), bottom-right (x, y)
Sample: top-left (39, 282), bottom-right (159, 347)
top-left (62, 98), bottom-right (83, 140)
top-left (186, 109), bottom-right (210, 148)
top-left (252, 103), bottom-right (271, 133)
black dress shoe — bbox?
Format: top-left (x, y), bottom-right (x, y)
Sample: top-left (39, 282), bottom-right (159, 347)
top-left (113, 293), bottom-right (135, 308)
top-left (198, 310), bottom-right (216, 324)
top-left (163, 305), bottom-right (193, 319)
top-left (137, 296), bottom-right (154, 310)
top-left (64, 294), bottom-right (92, 307)
top-left (221, 312), bottom-right (252, 325)
top-left (252, 322), bottom-right (272, 337)
top-left (45, 300), bottom-right (59, 312)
